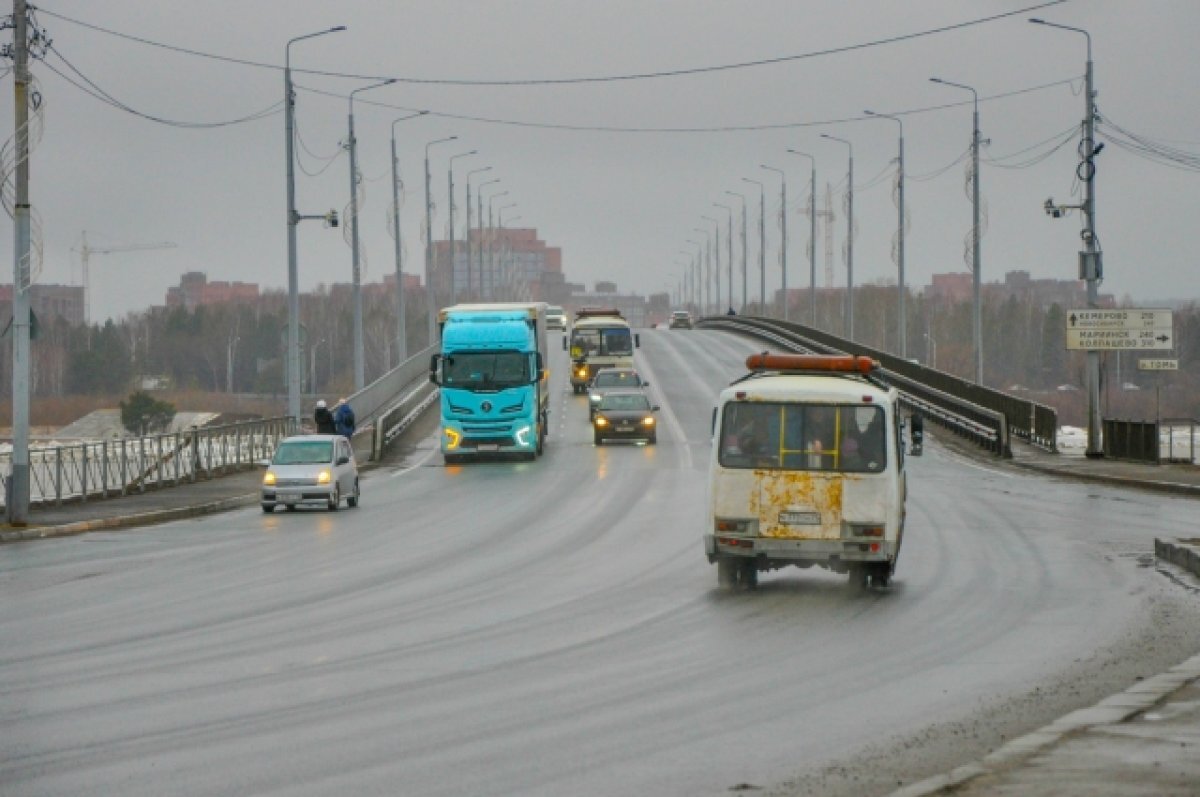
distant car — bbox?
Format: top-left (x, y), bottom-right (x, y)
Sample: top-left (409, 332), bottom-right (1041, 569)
top-left (587, 367), bottom-right (649, 419)
top-left (668, 310), bottom-right (693, 329)
top-left (262, 434), bottom-right (359, 512)
top-left (546, 306), bottom-right (567, 331)
top-left (592, 390), bottom-right (658, 445)
top-left (1121, 382), bottom-right (1141, 391)
top-left (1056, 384), bottom-right (1080, 392)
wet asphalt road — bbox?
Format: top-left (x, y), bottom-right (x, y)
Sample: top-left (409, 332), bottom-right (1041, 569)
top-left (3, 329), bottom-right (1199, 796)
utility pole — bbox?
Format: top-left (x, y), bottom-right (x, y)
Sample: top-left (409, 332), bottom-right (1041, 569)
top-left (286, 25), bottom-right (344, 429)
top-left (347, 78), bottom-right (395, 391)
top-left (390, 112), bottom-right (425, 367)
top-left (821, 134), bottom-right (854, 339)
top-left (787, 150), bottom-right (818, 326)
top-left (8, 0), bottom-right (31, 523)
top-left (762, 165), bottom-right (787, 319)
top-left (865, 111), bottom-right (907, 358)
top-left (446, 150), bottom-right (476, 304)
top-left (1031, 18), bottom-right (1102, 455)
top-left (424, 136), bottom-right (456, 347)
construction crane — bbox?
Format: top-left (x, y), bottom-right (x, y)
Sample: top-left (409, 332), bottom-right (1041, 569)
top-left (73, 231), bottom-right (177, 324)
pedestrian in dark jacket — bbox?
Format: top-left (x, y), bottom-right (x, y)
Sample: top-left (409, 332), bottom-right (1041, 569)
top-left (314, 400), bottom-right (336, 434)
top-left (333, 398), bottom-right (356, 439)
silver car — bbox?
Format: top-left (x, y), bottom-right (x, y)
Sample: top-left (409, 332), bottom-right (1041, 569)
top-left (587, 367), bottom-right (649, 419)
top-left (262, 434), bottom-right (359, 512)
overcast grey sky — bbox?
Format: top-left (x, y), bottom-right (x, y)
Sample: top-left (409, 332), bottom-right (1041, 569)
top-left (3, 0), bottom-right (1197, 322)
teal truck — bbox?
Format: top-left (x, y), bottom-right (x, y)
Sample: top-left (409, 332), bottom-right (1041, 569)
top-left (429, 302), bottom-right (550, 463)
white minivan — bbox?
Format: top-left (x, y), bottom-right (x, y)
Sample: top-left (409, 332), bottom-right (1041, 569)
top-left (262, 434), bottom-right (360, 512)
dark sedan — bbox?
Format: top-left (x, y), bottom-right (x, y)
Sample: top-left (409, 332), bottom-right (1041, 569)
top-left (592, 390), bottom-right (658, 445)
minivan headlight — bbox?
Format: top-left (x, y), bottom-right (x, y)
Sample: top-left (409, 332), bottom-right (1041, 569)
top-left (262, 471), bottom-right (276, 486)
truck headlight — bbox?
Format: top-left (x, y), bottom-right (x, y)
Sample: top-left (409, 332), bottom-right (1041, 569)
top-left (515, 425), bottom-right (532, 446)
top-left (444, 427), bottom-right (461, 450)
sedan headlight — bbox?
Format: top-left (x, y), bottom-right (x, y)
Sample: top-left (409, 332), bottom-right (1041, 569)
top-left (589, 394), bottom-right (602, 403)
top-left (317, 469), bottom-right (332, 484)
top-left (262, 471), bottom-right (276, 486)
top-left (642, 416), bottom-right (655, 427)
top-left (594, 416), bottom-right (609, 427)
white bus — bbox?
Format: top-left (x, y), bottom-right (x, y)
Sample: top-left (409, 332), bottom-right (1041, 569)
top-left (564, 308), bottom-right (639, 394)
top-left (704, 353), bottom-right (907, 589)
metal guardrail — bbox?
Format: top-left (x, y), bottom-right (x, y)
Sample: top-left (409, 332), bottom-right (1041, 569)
top-left (697, 315), bottom-right (1025, 457)
top-left (0, 416), bottom-right (294, 508)
top-left (1103, 419), bottom-right (1160, 464)
top-left (344, 345), bottom-right (436, 429)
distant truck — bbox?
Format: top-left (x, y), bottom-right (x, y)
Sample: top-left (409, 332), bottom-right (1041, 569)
top-left (430, 302), bottom-right (550, 463)
top-left (565, 307), bottom-right (639, 394)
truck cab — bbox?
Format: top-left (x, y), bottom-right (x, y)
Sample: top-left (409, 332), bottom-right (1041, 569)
top-left (430, 303), bottom-right (549, 463)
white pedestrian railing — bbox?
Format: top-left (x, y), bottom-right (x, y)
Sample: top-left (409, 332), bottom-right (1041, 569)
top-left (0, 416), bottom-right (294, 508)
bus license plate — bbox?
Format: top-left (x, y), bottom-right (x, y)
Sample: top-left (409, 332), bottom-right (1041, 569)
top-left (779, 511), bottom-right (820, 525)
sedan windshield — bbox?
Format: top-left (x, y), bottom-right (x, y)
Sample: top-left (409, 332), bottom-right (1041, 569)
top-left (600, 394), bottom-right (651, 412)
top-left (594, 371), bottom-right (640, 388)
top-left (273, 441), bottom-right (333, 465)
top-left (443, 351), bottom-right (529, 388)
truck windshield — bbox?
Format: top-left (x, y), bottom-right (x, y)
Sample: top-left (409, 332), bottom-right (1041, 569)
top-left (571, 327), bottom-right (633, 357)
top-left (718, 402), bottom-right (886, 473)
top-left (443, 351), bottom-right (529, 389)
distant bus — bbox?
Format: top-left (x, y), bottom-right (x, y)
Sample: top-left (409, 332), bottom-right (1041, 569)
top-left (704, 353), bottom-right (907, 589)
top-left (565, 308), bottom-right (639, 394)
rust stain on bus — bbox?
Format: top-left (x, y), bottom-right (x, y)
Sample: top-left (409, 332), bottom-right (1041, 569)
top-left (757, 470), bottom-right (851, 539)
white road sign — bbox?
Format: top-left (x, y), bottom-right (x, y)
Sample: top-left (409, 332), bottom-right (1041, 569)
top-left (1137, 358), bottom-right (1179, 371)
top-left (1066, 327), bottom-right (1173, 350)
top-left (1067, 308), bottom-right (1173, 330)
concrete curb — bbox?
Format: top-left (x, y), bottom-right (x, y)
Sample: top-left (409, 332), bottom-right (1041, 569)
top-left (1005, 457), bottom-right (1200, 498)
top-left (0, 492), bottom-right (260, 543)
top-left (1155, 537), bottom-right (1200, 579)
top-left (887, 652), bottom-right (1200, 797)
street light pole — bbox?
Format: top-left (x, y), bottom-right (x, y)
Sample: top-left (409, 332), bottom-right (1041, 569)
top-left (285, 25), bottom-right (344, 429)
top-left (477, 178), bottom-right (500, 299)
top-left (686, 239), bottom-right (703, 313)
top-left (486, 190), bottom-right (509, 298)
top-left (820, 134), bottom-right (854, 339)
top-left (424, 135), bottom-right (456, 347)
top-left (742, 178), bottom-right (766, 314)
top-left (865, 111), bottom-right (906, 358)
top-left (390, 111), bottom-right (426, 368)
top-left (714, 203), bottom-right (734, 314)
top-left (930, 78), bottom-right (982, 384)
top-left (761, 165), bottom-right (787, 319)
top-left (701, 215), bottom-right (720, 313)
top-left (786, 149), bottom-right (817, 326)
top-left (464, 166), bottom-right (491, 300)
top-left (348, 78), bottom-right (397, 390)
top-left (446, 150), bottom-right (477, 304)
top-left (498, 204), bottom-right (518, 299)
top-left (725, 191), bottom-right (747, 313)
top-left (1031, 18), bottom-right (1102, 456)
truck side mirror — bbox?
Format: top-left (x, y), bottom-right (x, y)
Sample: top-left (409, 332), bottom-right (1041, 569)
top-left (429, 354), bottom-right (442, 386)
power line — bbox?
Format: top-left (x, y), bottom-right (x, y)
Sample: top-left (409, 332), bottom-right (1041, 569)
top-left (35, 1), bottom-right (1066, 86)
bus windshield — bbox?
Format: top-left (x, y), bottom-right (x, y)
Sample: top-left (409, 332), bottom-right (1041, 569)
top-left (718, 402), bottom-right (886, 473)
top-left (443, 351), bottom-right (529, 389)
top-left (570, 327), bottom-right (633, 357)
